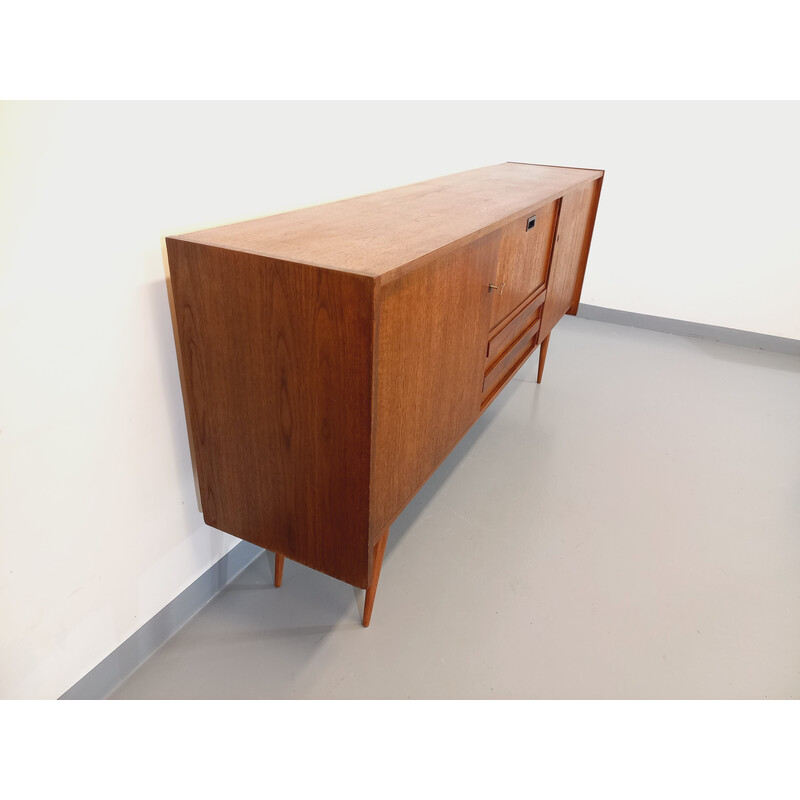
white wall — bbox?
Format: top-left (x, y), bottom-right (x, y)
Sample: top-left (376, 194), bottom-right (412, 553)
top-left (1, 101), bottom-right (798, 698)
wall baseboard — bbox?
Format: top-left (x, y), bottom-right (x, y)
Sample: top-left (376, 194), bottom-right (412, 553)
top-left (576, 304), bottom-right (800, 357)
top-left (59, 541), bottom-right (264, 700)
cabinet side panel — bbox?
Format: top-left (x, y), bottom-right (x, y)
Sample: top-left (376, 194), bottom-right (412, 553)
top-left (540, 178), bottom-right (603, 339)
top-left (370, 233), bottom-right (500, 537)
top-left (166, 240), bottom-right (375, 588)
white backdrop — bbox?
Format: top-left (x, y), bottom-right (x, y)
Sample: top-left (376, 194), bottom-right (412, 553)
top-left (1, 101), bottom-right (798, 698)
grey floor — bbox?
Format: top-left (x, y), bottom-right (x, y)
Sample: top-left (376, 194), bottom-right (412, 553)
top-left (110, 316), bottom-right (800, 699)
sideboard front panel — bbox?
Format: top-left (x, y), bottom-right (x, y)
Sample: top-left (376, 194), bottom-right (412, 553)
top-left (167, 240), bottom-right (376, 588)
top-left (370, 232), bottom-right (501, 536)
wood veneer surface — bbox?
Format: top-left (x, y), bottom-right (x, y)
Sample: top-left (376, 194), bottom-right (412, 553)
top-left (540, 181), bottom-right (599, 340)
top-left (370, 233), bottom-right (500, 535)
top-left (166, 239), bottom-right (375, 588)
top-left (489, 200), bottom-right (558, 327)
top-left (172, 163), bottom-right (602, 279)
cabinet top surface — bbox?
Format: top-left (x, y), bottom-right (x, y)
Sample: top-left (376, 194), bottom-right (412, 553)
top-left (169, 162), bottom-right (603, 277)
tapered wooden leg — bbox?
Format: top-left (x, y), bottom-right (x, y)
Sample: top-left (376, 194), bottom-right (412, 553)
top-left (537, 333), bottom-right (550, 384)
top-left (274, 553), bottom-right (284, 587)
top-left (363, 528), bottom-right (389, 627)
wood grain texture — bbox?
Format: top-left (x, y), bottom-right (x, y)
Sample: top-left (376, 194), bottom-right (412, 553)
top-left (567, 176), bottom-right (604, 316)
top-left (482, 321), bottom-right (540, 402)
top-left (166, 239), bottom-right (376, 588)
top-left (489, 201), bottom-right (558, 328)
top-left (370, 232), bottom-right (501, 536)
top-left (480, 330), bottom-right (542, 412)
top-left (539, 180), bottom-right (600, 340)
top-left (486, 286), bottom-right (546, 365)
top-left (172, 163), bottom-right (602, 280)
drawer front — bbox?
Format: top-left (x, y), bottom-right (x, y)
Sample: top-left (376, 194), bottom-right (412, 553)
top-left (482, 318), bottom-right (540, 403)
top-left (486, 287), bottom-right (546, 365)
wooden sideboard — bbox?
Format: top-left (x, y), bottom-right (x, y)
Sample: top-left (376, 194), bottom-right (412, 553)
top-left (166, 162), bottom-right (604, 626)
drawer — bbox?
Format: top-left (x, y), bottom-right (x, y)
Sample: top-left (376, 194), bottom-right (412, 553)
top-left (482, 318), bottom-right (540, 402)
top-left (486, 287), bottom-right (546, 365)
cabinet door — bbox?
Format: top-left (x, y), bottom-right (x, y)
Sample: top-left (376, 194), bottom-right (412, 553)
top-left (540, 179), bottom-right (602, 339)
top-left (489, 200), bottom-right (558, 329)
top-left (370, 231), bottom-right (500, 536)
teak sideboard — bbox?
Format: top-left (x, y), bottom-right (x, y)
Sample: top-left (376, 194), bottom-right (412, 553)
top-left (166, 162), bottom-right (604, 626)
